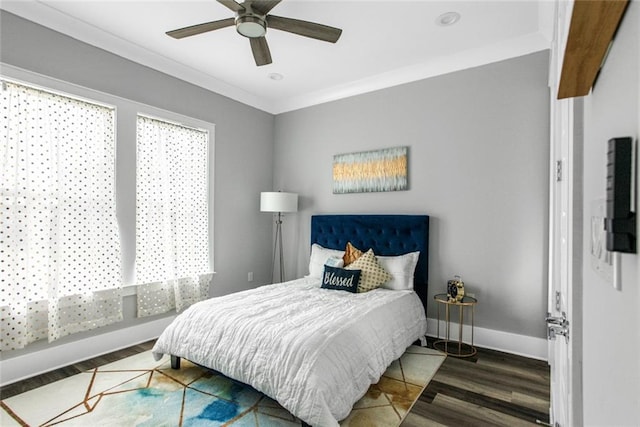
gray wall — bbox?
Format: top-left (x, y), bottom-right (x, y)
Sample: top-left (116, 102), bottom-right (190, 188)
top-left (0, 11), bottom-right (275, 359)
top-left (0, 9), bottom-right (550, 357)
top-left (274, 51), bottom-right (550, 339)
top-left (580, 2), bottom-right (639, 424)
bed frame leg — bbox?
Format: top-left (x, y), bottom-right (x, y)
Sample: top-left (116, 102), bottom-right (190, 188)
top-left (420, 335), bottom-right (428, 347)
top-left (171, 355), bottom-right (181, 370)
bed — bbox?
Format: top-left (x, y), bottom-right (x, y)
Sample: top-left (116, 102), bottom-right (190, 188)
top-left (152, 214), bottom-right (430, 426)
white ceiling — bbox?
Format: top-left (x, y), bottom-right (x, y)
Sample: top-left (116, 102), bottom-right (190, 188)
top-left (1, 0), bottom-right (553, 114)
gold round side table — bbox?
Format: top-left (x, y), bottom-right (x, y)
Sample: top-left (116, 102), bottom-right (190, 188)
top-left (433, 293), bottom-right (477, 357)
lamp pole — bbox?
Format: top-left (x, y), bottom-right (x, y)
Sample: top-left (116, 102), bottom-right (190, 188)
top-left (260, 191), bottom-right (298, 284)
top-left (272, 212), bottom-right (285, 283)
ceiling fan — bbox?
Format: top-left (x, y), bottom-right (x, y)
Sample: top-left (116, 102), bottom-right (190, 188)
top-left (166, 0), bottom-right (342, 66)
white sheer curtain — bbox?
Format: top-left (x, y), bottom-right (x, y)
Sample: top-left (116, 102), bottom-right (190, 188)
top-left (0, 81), bottom-right (122, 351)
top-left (135, 115), bottom-right (212, 317)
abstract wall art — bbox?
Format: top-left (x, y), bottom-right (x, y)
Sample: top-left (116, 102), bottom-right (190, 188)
top-left (333, 146), bottom-right (408, 194)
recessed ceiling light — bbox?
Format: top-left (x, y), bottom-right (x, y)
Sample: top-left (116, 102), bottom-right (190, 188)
top-left (269, 73), bottom-right (284, 81)
top-left (436, 12), bottom-right (461, 26)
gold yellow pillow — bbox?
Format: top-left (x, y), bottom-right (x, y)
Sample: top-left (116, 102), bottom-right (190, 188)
top-left (343, 242), bottom-right (363, 266)
top-left (345, 249), bottom-right (391, 292)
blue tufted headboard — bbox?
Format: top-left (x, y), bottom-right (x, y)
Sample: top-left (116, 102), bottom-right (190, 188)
top-left (310, 214), bottom-right (429, 310)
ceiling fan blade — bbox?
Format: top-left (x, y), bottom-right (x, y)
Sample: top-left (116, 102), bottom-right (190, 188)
top-left (250, 37), bottom-right (272, 66)
top-left (166, 18), bottom-right (235, 39)
top-left (250, 1), bottom-right (282, 15)
top-left (266, 15), bottom-right (342, 43)
top-left (217, 0), bottom-right (245, 13)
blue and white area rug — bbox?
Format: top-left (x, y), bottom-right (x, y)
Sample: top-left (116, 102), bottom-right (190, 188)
top-left (1, 346), bottom-right (445, 426)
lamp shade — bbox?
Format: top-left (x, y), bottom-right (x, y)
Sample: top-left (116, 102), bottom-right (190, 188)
top-left (260, 192), bottom-right (298, 213)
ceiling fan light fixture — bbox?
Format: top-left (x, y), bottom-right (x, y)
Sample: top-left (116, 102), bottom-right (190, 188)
top-left (236, 15), bottom-right (267, 38)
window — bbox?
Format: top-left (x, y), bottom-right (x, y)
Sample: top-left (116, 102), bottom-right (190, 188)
top-left (135, 115), bottom-right (212, 317)
top-left (0, 80), bottom-right (122, 351)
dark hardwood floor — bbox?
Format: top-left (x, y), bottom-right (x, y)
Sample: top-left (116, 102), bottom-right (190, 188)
top-left (1, 339), bottom-right (550, 426)
top-left (402, 339), bottom-right (550, 427)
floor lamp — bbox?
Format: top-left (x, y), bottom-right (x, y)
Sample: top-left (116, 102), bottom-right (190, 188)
top-left (260, 191), bottom-right (298, 283)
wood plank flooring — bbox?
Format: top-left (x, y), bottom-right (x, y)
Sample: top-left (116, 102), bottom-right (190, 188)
top-left (1, 339), bottom-right (550, 426)
top-left (402, 339), bottom-right (550, 427)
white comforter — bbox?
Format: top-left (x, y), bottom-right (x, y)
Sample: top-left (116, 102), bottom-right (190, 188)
top-left (152, 277), bottom-right (427, 427)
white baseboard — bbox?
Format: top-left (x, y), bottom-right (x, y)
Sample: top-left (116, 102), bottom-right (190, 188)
top-left (0, 316), bottom-right (175, 387)
top-left (427, 317), bottom-right (548, 361)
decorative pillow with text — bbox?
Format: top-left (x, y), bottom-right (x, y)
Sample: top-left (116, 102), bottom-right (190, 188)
top-left (321, 265), bottom-right (361, 293)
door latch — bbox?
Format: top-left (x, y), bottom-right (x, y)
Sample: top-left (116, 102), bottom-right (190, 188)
top-left (546, 312), bottom-right (569, 342)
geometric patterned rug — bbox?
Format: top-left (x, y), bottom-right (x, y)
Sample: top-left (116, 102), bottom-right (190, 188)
top-left (1, 345), bottom-right (445, 427)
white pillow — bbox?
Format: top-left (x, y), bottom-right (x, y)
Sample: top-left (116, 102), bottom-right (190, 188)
top-left (308, 244), bottom-right (345, 278)
top-left (377, 251), bottom-right (420, 290)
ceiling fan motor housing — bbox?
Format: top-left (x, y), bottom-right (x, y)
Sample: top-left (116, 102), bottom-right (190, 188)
top-left (235, 14), bottom-right (267, 38)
